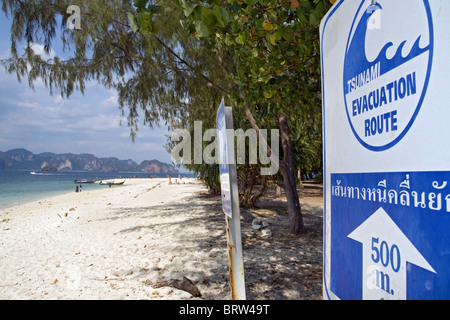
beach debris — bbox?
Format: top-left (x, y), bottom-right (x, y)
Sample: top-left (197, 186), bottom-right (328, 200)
top-left (251, 218), bottom-right (271, 237)
top-left (251, 218), bottom-right (262, 230)
top-left (252, 218), bottom-right (269, 229)
top-left (261, 229), bottom-right (272, 238)
top-left (145, 276), bottom-right (201, 297)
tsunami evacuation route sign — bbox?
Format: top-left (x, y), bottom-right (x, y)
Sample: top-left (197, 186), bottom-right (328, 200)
top-left (320, 0), bottom-right (450, 300)
top-left (342, 0), bottom-right (433, 152)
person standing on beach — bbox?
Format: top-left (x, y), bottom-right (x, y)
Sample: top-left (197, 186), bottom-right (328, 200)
top-left (75, 185), bottom-right (79, 193)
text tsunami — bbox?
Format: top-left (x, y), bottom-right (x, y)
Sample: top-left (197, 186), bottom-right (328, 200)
top-left (347, 62), bottom-right (381, 93)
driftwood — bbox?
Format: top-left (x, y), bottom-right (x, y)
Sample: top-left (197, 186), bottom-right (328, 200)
top-left (145, 276), bottom-right (201, 297)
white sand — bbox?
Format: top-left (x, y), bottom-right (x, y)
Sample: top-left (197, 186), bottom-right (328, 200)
top-left (0, 178), bottom-right (230, 300)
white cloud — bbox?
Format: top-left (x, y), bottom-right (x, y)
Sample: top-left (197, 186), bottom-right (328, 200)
top-left (100, 91), bottom-right (119, 109)
top-left (16, 100), bottom-right (42, 109)
top-left (29, 42), bottom-right (56, 60)
top-left (0, 33), bottom-right (172, 164)
top-left (53, 95), bottom-right (64, 104)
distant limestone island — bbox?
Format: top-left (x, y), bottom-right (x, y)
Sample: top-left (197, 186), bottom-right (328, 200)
top-left (0, 148), bottom-right (178, 174)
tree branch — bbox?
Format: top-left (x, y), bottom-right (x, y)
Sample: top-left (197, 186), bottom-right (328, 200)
top-left (152, 35), bottom-right (231, 95)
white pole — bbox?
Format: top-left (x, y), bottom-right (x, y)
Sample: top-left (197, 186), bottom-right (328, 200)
top-left (217, 102), bottom-right (246, 300)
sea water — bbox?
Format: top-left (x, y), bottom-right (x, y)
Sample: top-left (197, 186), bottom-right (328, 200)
top-left (0, 170), bottom-right (189, 210)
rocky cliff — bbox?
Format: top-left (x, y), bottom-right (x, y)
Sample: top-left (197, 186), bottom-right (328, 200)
top-left (0, 148), bottom-right (178, 173)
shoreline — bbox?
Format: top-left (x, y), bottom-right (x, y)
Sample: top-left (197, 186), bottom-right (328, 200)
top-left (0, 178), bottom-right (161, 212)
top-left (0, 171), bottom-right (192, 211)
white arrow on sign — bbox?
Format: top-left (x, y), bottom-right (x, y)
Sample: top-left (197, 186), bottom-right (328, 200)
top-left (348, 207), bottom-right (436, 300)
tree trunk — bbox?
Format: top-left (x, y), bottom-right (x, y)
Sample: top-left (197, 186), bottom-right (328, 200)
top-left (278, 113), bottom-right (304, 234)
top-left (239, 95), bottom-right (303, 234)
top-left (298, 167), bottom-right (304, 188)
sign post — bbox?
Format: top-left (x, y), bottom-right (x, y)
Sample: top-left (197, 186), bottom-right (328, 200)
top-left (216, 99), bottom-right (246, 300)
top-left (321, 1), bottom-right (450, 299)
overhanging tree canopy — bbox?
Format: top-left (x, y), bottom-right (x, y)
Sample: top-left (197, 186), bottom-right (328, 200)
top-left (1, 0), bottom-right (331, 234)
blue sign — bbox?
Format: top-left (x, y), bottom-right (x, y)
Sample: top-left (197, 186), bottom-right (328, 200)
top-left (321, 0), bottom-right (450, 300)
top-left (216, 99), bottom-right (232, 217)
top-left (330, 171), bottom-right (450, 299)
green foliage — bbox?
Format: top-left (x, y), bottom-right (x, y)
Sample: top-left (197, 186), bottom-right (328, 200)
top-left (132, 0), bottom-right (331, 110)
top-left (165, 0), bottom-right (330, 177)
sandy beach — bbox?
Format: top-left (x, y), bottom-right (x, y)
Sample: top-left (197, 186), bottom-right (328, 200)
top-left (0, 178), bottom-right (323, 300)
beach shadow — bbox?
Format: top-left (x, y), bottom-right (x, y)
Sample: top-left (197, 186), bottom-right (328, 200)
top-left (94, 194), bottom-right (231, 298)
top-left (97, 190), bottom-right (323, 300)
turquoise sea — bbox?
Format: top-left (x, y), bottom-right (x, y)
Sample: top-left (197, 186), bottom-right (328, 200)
top-left (0, 170), bottom-right (191, 210)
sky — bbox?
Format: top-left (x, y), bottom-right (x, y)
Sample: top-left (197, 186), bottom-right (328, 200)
top-left (0, 12), bottom-right (174, 165)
